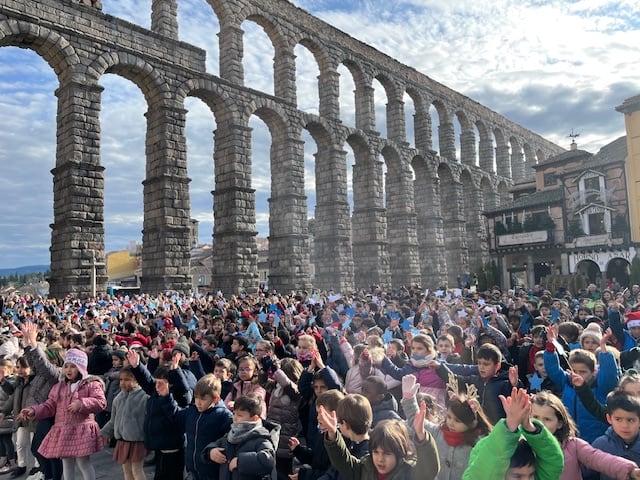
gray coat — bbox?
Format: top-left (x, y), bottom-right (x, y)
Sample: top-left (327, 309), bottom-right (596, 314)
top-left (23, 344), bottom-right (60, 405)
top-left (402, 396), bottom-right (475, 480)
top-left (266, 369), bottom-right (301, 459)
top-left (101, 386), bottom-right (148, 442)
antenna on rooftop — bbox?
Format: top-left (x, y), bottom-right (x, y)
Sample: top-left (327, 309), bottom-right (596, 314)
top-left (568, 129), bottom-right (580, 150)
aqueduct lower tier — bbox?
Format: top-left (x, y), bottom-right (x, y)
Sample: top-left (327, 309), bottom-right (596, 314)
top-left (0, 0), bottom-right (563, 296)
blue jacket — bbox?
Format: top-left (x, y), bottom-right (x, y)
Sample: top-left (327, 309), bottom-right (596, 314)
top-left (131, 362), bottom-right (191, 451)
top-left (161, 397), bottom-right (232, 479)
top-left (592, 426), bottom-right (640, 480)
top-left (544, 349), bottom-right (618, 443)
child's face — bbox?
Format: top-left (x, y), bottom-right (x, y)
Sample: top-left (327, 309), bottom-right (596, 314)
top-left (539, 306), bottom-right (550, 317)
top-left (371, 448), bottom-right (397, 476)
top-left (445, 408), bottom-right (471, 433)
top-left (533, 357), bottom-right (547, 378)
top-left (606, 408), bottom-right (640, 443)
top-left (385, 344), bottom-right (399, 358)
top-left (231, 340), bottom-right (242, 353)
top-left (63, 363), bottom-right (80, 381)
top-left (112, 356), bottom-right (123, 368)
top-left (15, 364), bottom-right (30, 379)
top-left (532, 334), bottom-right (544, 349)
top-left (411, 341), bottom-right (431, 357)
top-left (214, 366), bottom-right (231, 380)
top-left (313, 379), bottom-right (328, 397)
top-left (233, 409), bottom-right (259, 423)
top-left (631, 326), bottom-right (640, 340)
top-left (195, 394), bottom-right (216, 412)
top-left (505, 465), bottom-right (535, 480)
top-left (237, 361), bottom-right (255, 381)
top-left (581, 337), bottom-right (599, 353)
top-left (531, 403), bottom-right (561, 435)
top-left (0, 366), bottom-right (10, 379)
top-left (477, 358), bottom-right (500, 380)
top-left (361, 381), bottom-right (383, 406)
top-left (119, 372), bottom-right (138, 393)
top-left (570, 362), bottom-right (594, 384)
top-left (437, 340), bottom-right (453, 357)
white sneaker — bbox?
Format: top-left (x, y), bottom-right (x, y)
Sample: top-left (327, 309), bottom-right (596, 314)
top-left (26, 472), bottom-right (45, 480)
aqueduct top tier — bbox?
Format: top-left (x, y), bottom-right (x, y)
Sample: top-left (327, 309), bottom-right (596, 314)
top-left (0, 0), bottom-right (564, 297)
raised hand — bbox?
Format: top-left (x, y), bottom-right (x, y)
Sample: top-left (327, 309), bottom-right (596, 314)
top-left (402, 374), bottom-right (420, 399)
top-left (509, 366), bottom-right (519, 387)
top-left (21, 322), bottom-right (37, 348)
top-left (413, 400), bottom-right (427, 442)
top-left (568, 369), bottom-right (585, 387)
top-left (317, 404), bottom-right (338, 440)
top-left (126, 349), bottom-right (139, 369)
top-left (500, 387), bottom-right (530, 432)
top-left (601, 328), bottom-right (612, 353)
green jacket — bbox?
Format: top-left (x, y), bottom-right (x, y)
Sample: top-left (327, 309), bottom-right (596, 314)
top-left (324, 429), bottom-right (439, 480)
top-left (463, 419), bottom-right (564, 480)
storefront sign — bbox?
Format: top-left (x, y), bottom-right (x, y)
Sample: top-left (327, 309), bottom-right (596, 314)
top-left (569, 247), bottom-right (636, 272)
top-left (498, 230), bottom-right (549, 247)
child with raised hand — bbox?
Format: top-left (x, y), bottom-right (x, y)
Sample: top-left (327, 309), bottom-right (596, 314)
top-left (530, 390), bottom-right (640, 480)
top-left (100, 366), bottom-right (149, 480)
top-left (320, 395), bottom-right (440, 480)
top-left (462, 387), bottom-right (563, 480)
top-left (19, 348), bottom-right (106, 480)
top-left (401, 374), bottom-right (491, 480)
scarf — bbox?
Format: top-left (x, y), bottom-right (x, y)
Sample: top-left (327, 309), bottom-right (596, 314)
top-left (410, 353), bottom-right (435, 368)
top-left (227, 420), bottom-right (261, 444)
top-left (297, 351), bottom-right (314, 362)
top-left (441, 426), bottom-right (466, 446)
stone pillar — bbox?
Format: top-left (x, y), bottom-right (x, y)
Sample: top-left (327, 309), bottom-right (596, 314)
top-left (352, 156), bottom-right (390, 289)
top-left (414, 104), bottom-right (432, 152)
top-left (479, 137), bottom-right (494, 173)
top-left (524, 148), bottom-right (537, 177)
top-left (386, 97), bottom-right (406, 143)
top-left (438, 121), bottom-right (456, 161)
top-left (496, 144), bottom-right (511, 178)
top-left (268, 136), bottom-right (311, 292)
top-left (355, 84), bottom-right (375, 132)
top-left (211, 122), bottom-right (258, 294)
top-left (50, 82), bottom-right (107, 298)
top-left (386, 161), bottom-right (421, 288)
top-left (413, 164), bottom-right (447, 287)
top-left (318, 69), bottom-right (340, 120)
top-left (151, 0), bottom-right (178, 39)
top-left (141, 104), bottom-right (192, 294)
top-left (460, 129), bottom-right (476, 166)
top-left (464, 184), bottom-right (488, 273)
top-left (218, 24), bottom-right (244, 84)
top-left (511, 145), bottom-right (525, 182)
top-left (313, 146), bottom-right (354, 291)
top-left (440, 180), bottom-right (469, 286)
top-left (274, 47), bottom-right (296, 104)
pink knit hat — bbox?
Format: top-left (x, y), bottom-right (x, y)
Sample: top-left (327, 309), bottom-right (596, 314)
top-left (65, 348), bottom-right (88, 379)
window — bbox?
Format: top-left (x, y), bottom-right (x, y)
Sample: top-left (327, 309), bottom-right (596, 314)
top-left (544, 173), bottom-right (557, 187)
top-left (584, 176), bottom-right (601, 204)
top-left (588, 212), bottom-right (606, 235)
top-left (198, 275), bottom-right (206, 285)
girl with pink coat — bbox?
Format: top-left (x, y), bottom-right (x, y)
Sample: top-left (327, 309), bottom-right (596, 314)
top-left (19, 348), bottom-right (106, 480)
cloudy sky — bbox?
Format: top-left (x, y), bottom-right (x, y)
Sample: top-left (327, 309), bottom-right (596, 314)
top-left (0, 0), bottom-right (638, 269)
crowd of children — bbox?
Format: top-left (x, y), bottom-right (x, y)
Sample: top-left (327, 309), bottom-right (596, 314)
top-left (3, 283), bottom-right (640, 479)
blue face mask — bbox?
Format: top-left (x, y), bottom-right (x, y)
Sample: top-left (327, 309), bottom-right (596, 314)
top-left (412, 354), bottom-right (428, 361)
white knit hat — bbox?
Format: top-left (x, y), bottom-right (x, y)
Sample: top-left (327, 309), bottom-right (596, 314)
top-left (65, 348), bottom-right (88, 379)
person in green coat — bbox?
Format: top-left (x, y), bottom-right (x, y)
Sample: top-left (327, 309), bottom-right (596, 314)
top-left (463, 387), bottom-right (564, 480)
top-left (320, 398), bottom-right (440, 480)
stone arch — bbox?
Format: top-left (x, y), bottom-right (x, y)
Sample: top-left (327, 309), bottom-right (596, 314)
top-left (87, 52), bottom-right (169, 106)
top-left (242, 98), bottom-right (290, 135)
top-left (176, 78), bottom-right (235, 124)
top-left (523, 143), bottom-right (536, 177)
top-left (497, 180), bottom-right (511, 206)
top-left (536, 148), bottom-right (546, 164)
top-left (240, 11), bottom-right (288, 52)
top-left (461, 169), bottom-right (485, 272)
top-left (200, 0), bottom-right (232, 23)
top-left (0, 21), bottom-right (79, 84)
top-left (370, 72), bottom-right (398, 139)
top-left (480, 176), bottom-right (496, 211)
